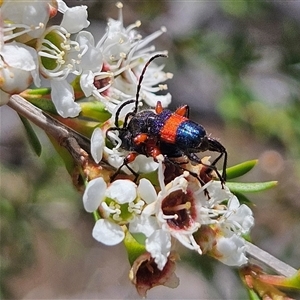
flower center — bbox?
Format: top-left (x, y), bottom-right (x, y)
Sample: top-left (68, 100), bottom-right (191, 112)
top-left (161, 190), bottom-right (196, 230)
top-left (100, 198), bottom-right (145, 224)
top-left (38, 26), bottom-right (81, 79)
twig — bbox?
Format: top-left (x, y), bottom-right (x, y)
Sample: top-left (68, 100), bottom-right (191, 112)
top-left (245, 241), bottom-right (297, 277)
top-left (7, 94), bottom-right (89, 165)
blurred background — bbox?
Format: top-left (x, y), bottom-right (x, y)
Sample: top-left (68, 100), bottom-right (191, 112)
top-left (1, 1), bottom-right (300, 299)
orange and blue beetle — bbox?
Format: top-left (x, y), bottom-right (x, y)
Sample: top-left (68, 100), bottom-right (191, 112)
top-left (106, 55), bottom-right (227, 184)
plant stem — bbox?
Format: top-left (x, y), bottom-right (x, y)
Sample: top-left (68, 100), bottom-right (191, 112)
top-left (7, 94), bottom-right (89, 165)
top-left (245, 241), bottom-right (297, 277)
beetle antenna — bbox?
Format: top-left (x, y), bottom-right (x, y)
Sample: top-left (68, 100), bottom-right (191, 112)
top-left (134, 53), bottom-right (168, 114)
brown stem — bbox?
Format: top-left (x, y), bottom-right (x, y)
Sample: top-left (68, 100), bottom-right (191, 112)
top-left (7, 94), bottom-right (89, 166)
top-left (245, 241), bottom-right (297, 277)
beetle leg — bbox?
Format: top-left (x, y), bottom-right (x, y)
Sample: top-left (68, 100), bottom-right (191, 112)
top-left (164, 155), bottom-right (208, 189)
top-left (187, 152), bottom-right (225, 187)
top-left (111, 152), bottom-right (140, 182)
top-left (207, 138), bottom-right (227, 182)
top-left (151, 146), bottom-right (162, 159)
top-left (134, 133), bottom-right (148, 145)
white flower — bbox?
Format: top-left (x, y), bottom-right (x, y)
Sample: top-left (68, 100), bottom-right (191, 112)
top-left (92, 219), bottom-right (125, 246)
top-left (190, 177), bottom-right (254, 266)
top-left (83, 177), bottom-right (156, 246)
top-left (1, 0), bottom-right (51, 41)
top-left (130, 155), bottom-right (254, 269)
top-left (83, 177), bottom-right (106, 213)
top-left (36, 5), bottom-right (100, 118)
top-left (221, 196), bottom-right (254, 235)
top-left (57, 1), bottom-right (90, 34)
top-left (213, 231), bottom-right (248, 266)
top-left (195, 181), bottom-right (254, 235)
top-left (120, 61), bottom-right (173, 108)
top-left (0, 41), bottom-right (40, 94)
top-left (91, 127), bottom-right (105, 164)
top-left (145, 229), bottom-right (171, 271)
top-left (129, 155), bottom-right (202, 270)
top-left (90, 2), bottom-right (172, 113)
top-left (50, 79), bottom-right (81, 118)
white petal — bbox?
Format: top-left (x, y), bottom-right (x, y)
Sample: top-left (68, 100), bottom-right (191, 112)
top-left (103, 147), bottom-right (124, 169)
top-left (76, 31), bottom-right (103, 72)
top-left (227, 195), bottom-right (240, 210)
top-left (142, 201), bottom-right (157, 215)
top-left (1, 42), bottom-right (37, 71)
top-left (51, 80), bottom-right (81, 118)
top-left (92, 219), bottom-right (125, 246)
top-left (2, 1), bottom-right (49, 38)
top-left (215, 235), bottom-right (248, 266)
top-left (137, 178), bottom-right (157, 204)
top-left (129, 155), bottom-right (158, 174)
top-left (60, 6), bottom-right (90, 33)
top-left (83, 177), bottom-right (106, 213)
top-left (91, 128), bottom-right (104, 163)
top-left (146, 229), bottom-right (171, 270)
top-left (106, 180), bottom-right (137, 204)
top-left (129, 215), bottom-right (159, 237)
top-left (80, 70), bottom-right (95, 97)
top-left (142, 90), bottom-right (172, 108)
top-left (228, 204), bottom-right (254, 234)
top-left (57, 0), bottom-right (69, 13)
top-left (0, 65), bottom-right (33, 94)
top-left (0, 43), bottom-right (41, 92)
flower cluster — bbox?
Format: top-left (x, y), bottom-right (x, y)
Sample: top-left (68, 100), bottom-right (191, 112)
top-left (1, 1), bottom-right (171, 116)
top-left (84, 150), bottom-right (254, 295)
top-left (84, 155), bottom-right (254, 260)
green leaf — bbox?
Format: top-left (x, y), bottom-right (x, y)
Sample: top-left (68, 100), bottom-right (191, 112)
top-left (123, 229), bottom-right (146, 266)
top-left (226, 159), bottom-right (258, 180)
top-left (27, 97), bottom-right (57, 114)
top-left (226, 181), bottom-right (278, 193)
top-left (80, 101), bottom-right (111, 122)
top-left (246, 288), bottom-right (261, 300)
top-left (25, 87), bottom-right (51, 96)
top-left (19, 115), bottom-right (42, 156)
top-left (140, 170), bottom-right (160, 187)
top-left (233, 191), bottom-right (253, 206)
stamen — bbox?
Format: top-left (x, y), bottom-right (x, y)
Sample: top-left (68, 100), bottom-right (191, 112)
top-left (166, 72), bottom-right (174, 79)
top-left (128, 199), bottom-right (145, 214)
top-left (191, 235), bottom-right (202, 254)
top-left (135, 27), bottom-right (167, 51)
top-left (126, 20), bottom-right (141, 33)
top-left (101, 202), bottom-right (118, 214)
top-left (163, 214), bottom-right (178, 220)
top-left (106, 130), bottom-right (122, 150)
top-left (116, 2), bottom-right (123, 24)
top-left (3, 22), bottom-right (44, 42)
top-left (158, 84), bottom-right (168, 90)
top-left (164, 201), bottom-right (191, 213)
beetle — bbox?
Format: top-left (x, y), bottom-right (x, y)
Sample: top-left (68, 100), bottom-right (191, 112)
top-left (106, 54), bottom-right (227, 184)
